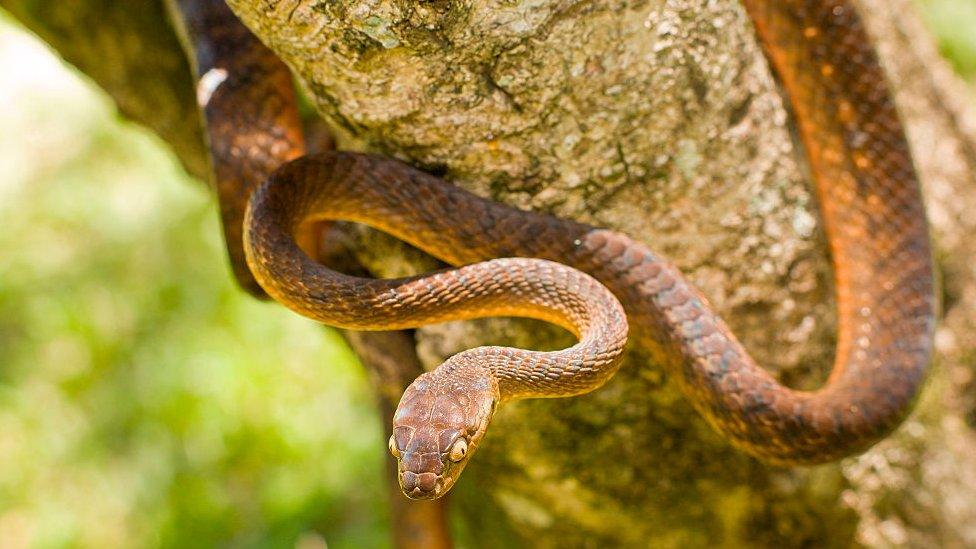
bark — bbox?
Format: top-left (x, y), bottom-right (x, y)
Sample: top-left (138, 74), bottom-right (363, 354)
top-left (7, 0), bottom-right (976, 546)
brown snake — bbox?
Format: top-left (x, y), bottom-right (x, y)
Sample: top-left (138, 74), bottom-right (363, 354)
top-left (174, 0), bottom-right (936, 500)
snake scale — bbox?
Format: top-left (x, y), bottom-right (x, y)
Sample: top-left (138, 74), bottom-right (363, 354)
top-left (173, 0), bottom-right (935, 500)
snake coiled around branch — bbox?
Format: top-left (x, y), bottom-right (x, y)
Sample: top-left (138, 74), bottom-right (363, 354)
top-left (174, 0), bottom-right (936, 500)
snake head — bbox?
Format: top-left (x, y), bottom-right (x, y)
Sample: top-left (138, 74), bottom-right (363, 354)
top-left (390, 357), bottom-right (498, 499)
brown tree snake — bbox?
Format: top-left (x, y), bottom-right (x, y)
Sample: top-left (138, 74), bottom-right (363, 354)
top-left (171, 0), bottom-right (936, 500)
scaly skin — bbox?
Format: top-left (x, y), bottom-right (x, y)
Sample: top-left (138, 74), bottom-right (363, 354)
top-left (185, 0), bottom-right (936, 500)
top-left (166, 0), bottom-right (305, 296)
top-left (244, 161), bottom-right (629, 497)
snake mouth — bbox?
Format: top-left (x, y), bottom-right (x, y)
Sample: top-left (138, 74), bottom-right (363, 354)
top-left (400, 470), bottom-right (446, 500)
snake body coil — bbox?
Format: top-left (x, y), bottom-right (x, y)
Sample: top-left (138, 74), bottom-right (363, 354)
top-left (178, 0), bottom-right (936, 500)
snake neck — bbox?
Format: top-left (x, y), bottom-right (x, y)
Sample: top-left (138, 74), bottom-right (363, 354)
top-left (245, 164), bottom-right (630, 399)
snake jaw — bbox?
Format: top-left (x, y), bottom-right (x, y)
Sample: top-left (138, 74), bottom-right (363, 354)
top-left (391, 359), bottom-right (499, 499)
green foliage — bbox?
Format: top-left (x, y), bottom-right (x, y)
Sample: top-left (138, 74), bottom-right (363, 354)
top-left (0, 18), bottom-right (386, 548)
top-left (916, 0), bottom-right (976, 80)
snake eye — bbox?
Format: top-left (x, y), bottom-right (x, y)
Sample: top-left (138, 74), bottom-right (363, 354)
top-left (389, 435), bottom-right (401, 458)
top-left (448, 438), bottom-right (468, 462)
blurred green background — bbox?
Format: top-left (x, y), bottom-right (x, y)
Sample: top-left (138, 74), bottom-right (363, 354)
top-left (918, 0), bottom-right (976, 80)
top-left (0, 11), bottom-right (385, 549)
top-left (0, 2), bottom-right (973, 548)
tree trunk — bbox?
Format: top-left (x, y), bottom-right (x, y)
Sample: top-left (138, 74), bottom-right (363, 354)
top-left (6, 0), bottom-right (976, 546)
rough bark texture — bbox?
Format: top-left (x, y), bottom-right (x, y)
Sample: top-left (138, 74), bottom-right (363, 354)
top-left (7, 0), bottom-right (976, 546)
